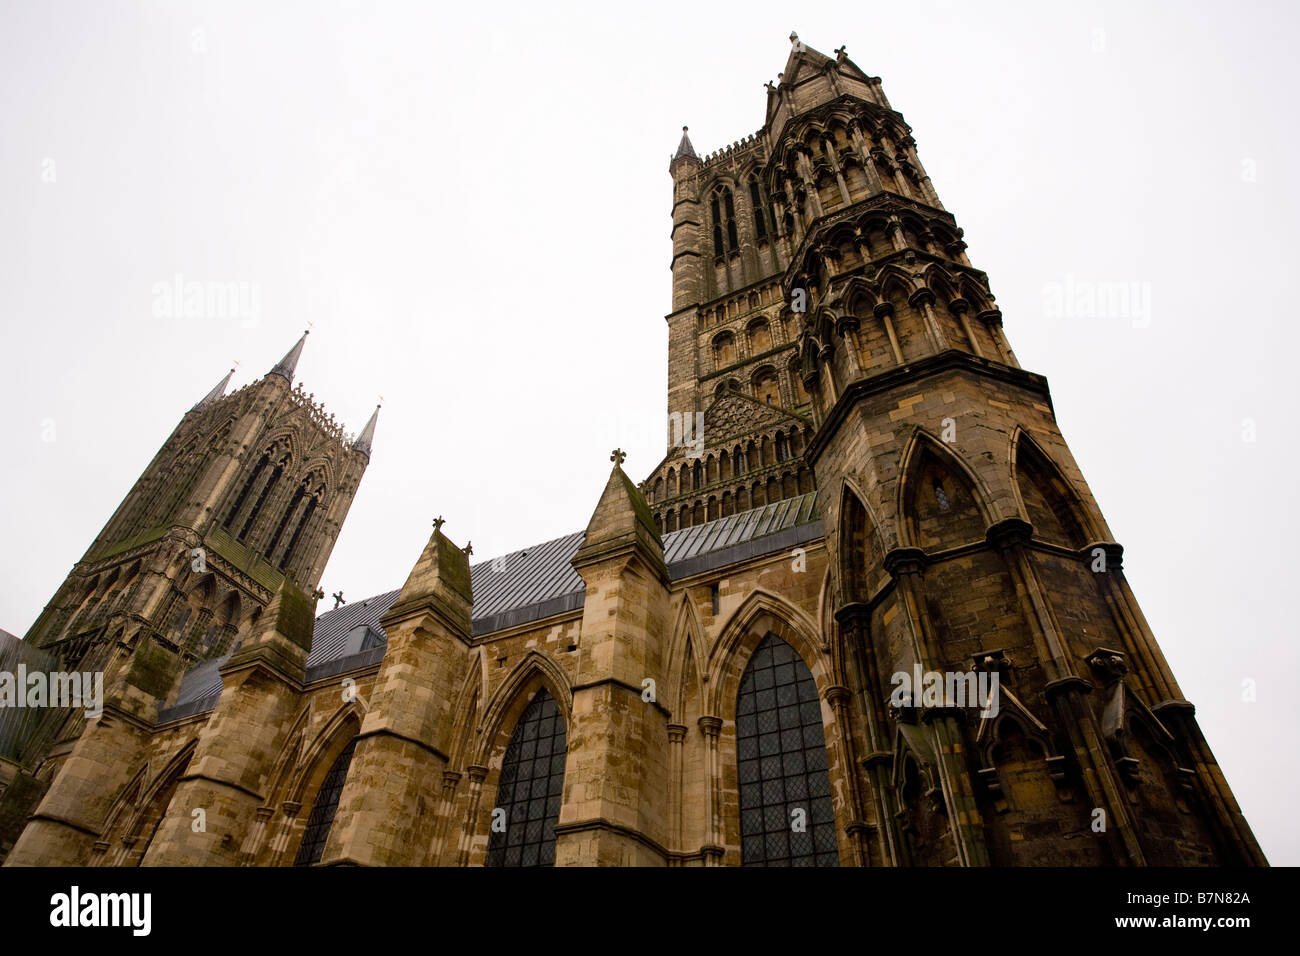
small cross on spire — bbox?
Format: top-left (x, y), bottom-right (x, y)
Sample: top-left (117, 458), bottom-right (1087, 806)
top-left (332, 590), bottom-right (346, 609)
top-left (610, 448), bottom-right (627, 466)
top-left (835, 44), bottom-right (847, 57)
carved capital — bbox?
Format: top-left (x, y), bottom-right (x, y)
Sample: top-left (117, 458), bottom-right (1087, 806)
top-left (1086, 647), bottom-right (1129, 686)
top-left (823, 684), bottom-right (852, 708)
top-left (985, 517), bottom-right (1033, 551)
top-left (882, 547), bottom-right (929, 579)
top-left (667, 723), bottom-right (688, 744)
top-left (908, 288), bottom-right (935, 309)
top-left (698, 715), bottom-right (723, 738)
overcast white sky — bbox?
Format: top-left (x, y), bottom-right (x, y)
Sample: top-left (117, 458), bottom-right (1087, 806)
top-left (2, 0), bottom-right (1296, 864)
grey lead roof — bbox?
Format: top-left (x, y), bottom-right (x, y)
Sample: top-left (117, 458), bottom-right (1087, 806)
top-left (158, 492), bottom-right (821, 722)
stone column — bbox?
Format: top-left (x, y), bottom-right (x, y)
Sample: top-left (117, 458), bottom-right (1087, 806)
top-left (882, 548), bottom-right (989, 866)
top-left (698, 715), bottom-right (724, 865)
top-left (986, 519), bottom-right (1144, 865)
top-left (456, 765), bottom-right (488, 866)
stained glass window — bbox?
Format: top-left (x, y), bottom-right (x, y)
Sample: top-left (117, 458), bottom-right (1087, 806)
top-left (486, 688), bottom-right (567, 867)
top-left (293, 736), bottom-right (357, 867)
top-left (736, 633), bottom-right (838, 866)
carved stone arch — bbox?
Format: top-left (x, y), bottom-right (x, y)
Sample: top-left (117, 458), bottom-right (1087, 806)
top-left (959, 276), bottom-right (994, 312)
top-left (296, 456), bottom-right (336, 502)
top-left (706, 588), bottom-right (828, 715)
top-left (264, 703), bottom-right (313, 808)
top-left (214, 590), bottom-right (241, 627)
top-left (665, 595), bottom-right (708, 719)
top-left (922, 265), bottom-right (958, 302)
top-left (842, 275), bottom-right (880, 317)
top-left (186, 572), bottom-right (218, 606)
top-left (96, 761), bottom-right (149, 854)
top-left (119, 738), bottom-right (198, 863)
top-left (446, 648), bottom-right (487, 770)
top-left (975, 692), bottom-right (1055, 769)
top-left (838, 480), bottom-right (888, 603)
top-left (1009, 427), bottom-right (1095, 548)
top-left (815, 563), bottom-right (839, 674)
top-left (286, 700), bottom-right (364, 804)
top-left (206, 416), bottom-right (236, 449)
top-left (877, 266), bottom-right (918, 301)
top-left (896, 427), bottom-right (996, 551)
top-left (473, 649), bottom-right (572, 768)
top-left (259, 429), bottom-right (299, 469)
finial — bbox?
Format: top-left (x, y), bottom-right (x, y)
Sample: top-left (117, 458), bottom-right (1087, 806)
top-left (683, 125), bottom-right (688, 132)
top-left (835, 44), bottom-right (847, 57)
top-left (312, 587), bottom-right (324, 601)
top-left (332, 590), bottom-right (346, 609)
top-left (790, 31), bottom-right (799, 43)
top-left (433, 515), bottom-right (445, 533)
top-left (463, 541), bottom-right (473, 556)
top-left (610, 448), bottom-right (627, 466)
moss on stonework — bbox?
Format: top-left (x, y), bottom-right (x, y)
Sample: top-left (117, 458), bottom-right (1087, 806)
top-left (126, 639), bottom-right (178, 699)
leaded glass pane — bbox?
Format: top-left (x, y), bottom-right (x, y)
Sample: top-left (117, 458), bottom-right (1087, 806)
top-left (486, 688), bottom-right (566, 867)
top-left (736, 633), bottom-right (838, 866)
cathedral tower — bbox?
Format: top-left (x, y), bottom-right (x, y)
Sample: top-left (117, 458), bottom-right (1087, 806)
top-left (2, 335), bottom-right (376, 864)
top-left (27, 332), bottom-right (375, 671)
top-left (650, 34), bottom-right (1265, 866)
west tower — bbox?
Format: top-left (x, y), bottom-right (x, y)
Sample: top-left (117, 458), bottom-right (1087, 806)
top-left (649, 35), bottom-right (1265, 866)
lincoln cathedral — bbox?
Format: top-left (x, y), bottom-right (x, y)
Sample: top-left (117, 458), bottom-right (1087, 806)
top-left (0, 36), bottom-right (1265, 867)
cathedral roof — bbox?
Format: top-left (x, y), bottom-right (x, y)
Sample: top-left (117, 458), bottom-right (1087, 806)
top-left (156, 492), bottom-right (823, 722)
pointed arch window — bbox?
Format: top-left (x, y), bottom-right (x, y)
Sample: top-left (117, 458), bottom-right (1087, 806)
top-left (224, 452), bottom-right (268, 528)
top-left (486, 688), bottom-right (567, 867)
top-left (749, 176), bottom-right (769, 240)
top-left (736, 633), bottom-right (837, 866)
top-left (711, 186), bottom-right (738, 256)
top-left (293, 736), bottom-right (358, 867)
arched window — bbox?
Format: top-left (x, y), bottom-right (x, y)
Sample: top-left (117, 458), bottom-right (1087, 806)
top-left (749, 177), bottom-right (768, 240)
top-left (294, 736), bottom-right (358, 867)
top-left (487, 688), bottom-right (567, 867)
top-left (711, 186), bottom-right (738, 255)
top-left (736, 633), bottom-right (837, 866)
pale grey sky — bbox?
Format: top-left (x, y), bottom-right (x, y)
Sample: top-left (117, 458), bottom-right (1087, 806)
top-left (2, 0), bottom-right (1296, 863)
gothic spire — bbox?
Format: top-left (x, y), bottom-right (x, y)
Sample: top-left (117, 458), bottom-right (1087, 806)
top-left (353, 404), bottom-right (380, 459)
top-left (269, 330), bottom-right (308, 383)
top-left (193, 368), bottom-right (234, 410)
top-left (673, 126), bottom-right (698, 161)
